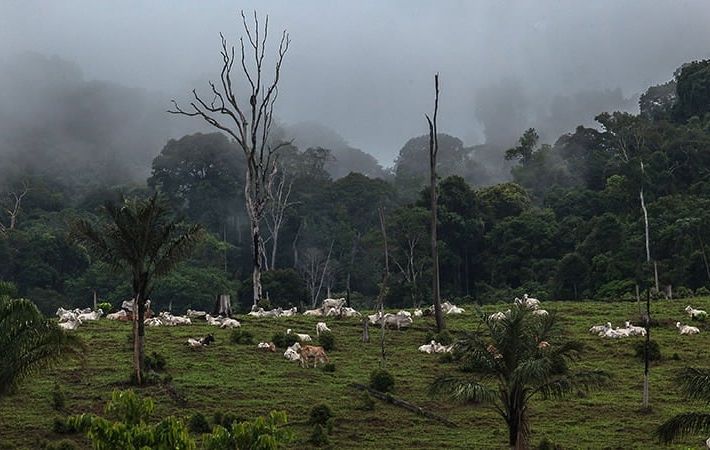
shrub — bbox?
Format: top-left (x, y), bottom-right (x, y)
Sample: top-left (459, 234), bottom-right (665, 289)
top-left (537, 437), bottom-right (563, 450)
top-left (369, 369), bottom-right (395, 393)
top-left (355, 391), bottom-right (375, 411)
top-left (188, 412), bottom-right (211, 434)
top-left (673, 286), bottom-right (693, 299)
top-left (272, 332), bottom-right (299, 349)
top-left (230, 329), bottom-right (255, 345)
top-left (596, 279), bottom-right (635, 300)
top-left (129, 370), bottom-right (161, 386)
top-left (322, 363), bottom-right (336, 373)
top-left (256, 298), bottom-right (272, 310)
top-left (309, 424), bottom-right (329, 446)
top-left (52, 383), bottom-right (66, 411)
top-left (696, 286), bottom-right (710, 297)
top-left (424, 329), bottom-right (453, 346)
top-left (52, 417), bottom-right (78, 435)
top-left (144, 352), bottom-right (167, 372)
top-left (318, 331), bottom-right (335, 351)
top-left (97, 302), bottom-right (112, 313)
top-left (0, 281), bottom-right (18, 298)
top-left (44, 439), bottom-right (78, 450)
top-left (203, 411), bottom-right (292, 450)
top-left (633, 340), bottom-right (662, 361)
top-left (212, 411), bottom-right (243, 429)
top-left (308, 404), bottom-right (333, 426)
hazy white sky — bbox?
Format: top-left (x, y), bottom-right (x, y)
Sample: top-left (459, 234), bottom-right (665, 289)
top-left (2, 0), bottom-right (709, 162)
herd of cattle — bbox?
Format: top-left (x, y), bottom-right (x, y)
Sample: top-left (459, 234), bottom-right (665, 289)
top-left (54, 296), bottom-right (469, 367)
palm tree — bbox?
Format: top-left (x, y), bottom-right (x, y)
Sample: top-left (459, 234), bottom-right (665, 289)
top-left (72, 194), bottom-right (203, 385)
top-left (656, 367), bottom-right (710, 444)
top-left (431, 306), bottom-right (608, 449)
top-left (0, 296), bottom-right (84, 396)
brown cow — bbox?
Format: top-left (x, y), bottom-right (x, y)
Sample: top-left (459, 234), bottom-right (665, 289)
top-left (299, 345), bottom-right (329, 368)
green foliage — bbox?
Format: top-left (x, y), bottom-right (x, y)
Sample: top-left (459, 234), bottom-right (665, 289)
top-left (144, 352), bottom-right (167, 372)
top-left (596, 280), bottom-right (635, 300)
top-left (0, 297), bottom-right (84, 396)
top-left (308, 424), bottom-right (330, 447)
top-left (53, 417), bottom-right (79, 435)
top-left (425, 329), bottom-right (453, 346)
top-left (187, 412), bottom-right (210, 434)
top-left (369, 369), bottom-right (395, 393)
top-left (52, 383), bottom-right (66, 411)
top-left (308, 404), bottom-right (333, 426)
top-left (203, 410), bottom-right (292, 450)
top-left (230, 329), bottom-right (255, 345)
top-left (674, 60), bottom-right (710, 122)
top-left (355, 391), bottom-right (376, 411)
top-left (0, 281), bottom-right (18, 298)
top-left (318, 331), bottom-right (335, 351)
top-left (212, 411), bottom-right (243, 429)
top-left (240, 269), bottom-right (308, 309)
top-left (272, 332), bottom-right (299, 349)
top-left (634, 340), bottom-right (662, 362)
top-left (68, 390), bottom-right (195, 450)
top-left (697, 287), bottom-right (710, 297)
top-left (97, 302), bottom-right (112, 313)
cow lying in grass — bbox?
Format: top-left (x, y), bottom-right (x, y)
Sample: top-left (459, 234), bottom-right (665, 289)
top-left (299, 345), bottom-right (329, 368)
top-left (187, 334), bottom-right (215, 348)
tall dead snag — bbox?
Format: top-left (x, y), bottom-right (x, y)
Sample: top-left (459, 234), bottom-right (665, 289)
top-left (169, 10), bottom-right (290, 307)
top-left (0, 181), bottom-right (29, 234)
top-left (640, 160), bottom-right (652, 410)
top-left (262, 170), bottom-right (296, 270)
top-left (426, 73), bottom-right (445, 332)
top-left (377, 206), bottom-right (390, 367)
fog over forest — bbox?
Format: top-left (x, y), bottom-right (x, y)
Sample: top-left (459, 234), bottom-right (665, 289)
top-left (1, 0), bottom-right (709, 180)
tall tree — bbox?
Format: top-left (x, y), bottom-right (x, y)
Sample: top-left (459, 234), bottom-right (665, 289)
top-left (170, 10), bottom-right (290, 307)
top-left (431, 306), bottom-right (608, 449)
top-left (72, 195), bottom-right (203, 384)
top-left (0, 296), bottom-right (83, 396)
top-left (426, 73), bottom-right (445, 332)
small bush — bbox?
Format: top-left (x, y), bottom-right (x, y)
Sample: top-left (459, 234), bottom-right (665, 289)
top-left (97, 302), bottom-right (112, 313)
top-left (318, 331), bottom-right (335, 351)
top-left (257, 298), bottom-right (272, 310)
top-left (230, 329), bottom-right (255, 345)
top-left (673, 286), bottom-right (693, 299)
top-left (671, 352), bottom-right (681, 361)
top-left (369, 369), bottom-right (395, 393)
top-left (537, 437), bottom-right (563, 450)
top-left (52, 383), bottom-right (65, 411)
top-left (633, 340), bottom-right (662, 361)
top-left (272, 332), bottom-right (299, 349)
top-left (309, 404), bottom-right (333, 425)
top-left (52, 417), bottom-right (78, 435)
top-left (144, 352), bottom-right (167, 372)
top-left (322, 363), bottom-right (336, 373)
top-left (212, 411), bottom-right (243, 428)
top-left (129, 370), bottom-right (161, 386)
top-left (355, 391), bottom-right (375, 411)
top-left (309, 424), bottom-right (329, 446)
top-left (425, 329), bottom-right (453, 346)
top-left (188, 412), bottom-right (211, 433)
top-left (44, 439), bottom-right (78, 450)
top-left (695, 286), bottom-right (710, 297)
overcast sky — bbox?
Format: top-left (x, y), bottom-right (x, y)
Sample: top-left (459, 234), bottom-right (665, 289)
top-left (1, 0), bottom-right (710, 163)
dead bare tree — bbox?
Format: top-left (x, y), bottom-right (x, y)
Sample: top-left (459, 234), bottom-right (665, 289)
top-left (169, 10), bottom-right (290, 307)
top-left (426, 73), bottom-right (445, 332)
top-left (0, 181), bottom-right (29, 234)
top-left (299, 242), bottom-right (335, 307)
top-left (376, 206), bottom-right (390, 367)
top-left (261, 170), bottom-right (297, 270)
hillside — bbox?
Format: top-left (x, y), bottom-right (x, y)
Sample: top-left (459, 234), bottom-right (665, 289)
top-left (2, 298), bottom-right (710, 449)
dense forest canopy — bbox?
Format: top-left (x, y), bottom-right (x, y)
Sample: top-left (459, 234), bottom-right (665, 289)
top-left (2, 57), bottom-right (710, 314)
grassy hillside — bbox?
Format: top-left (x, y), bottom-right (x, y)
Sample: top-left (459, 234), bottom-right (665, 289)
top-left (2, 298), bottom-right (710, 449)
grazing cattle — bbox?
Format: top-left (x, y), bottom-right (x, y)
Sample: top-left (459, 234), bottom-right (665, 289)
top-left (677, 322), bottom-right (701, 335)
top-left (280, 307), bottom-right (298, 317)
top-left (685, 305), bottom-right (708, 320)
top-left (339, 307), bottom-right (362, 318)
top-left (532, 309), bottom-right (549, 317)
top-left (186, 309), bottom-right (207, 319)
top-left (257, 342), bottom-right (276, 352)
top-left (440, 301), bottom-right (465, 315)
top-left (418, 340), bottom-right (452, 354)
top-left (316, 322), bottom-right (331, 336)
top-left (58, 318), bottom-right (81, 331)
top-left (107, 310), bottom-right (128, 321)
top-left (187, 334), bottom-right (215, 348)
top-left (145, 318), bottom-right (163, 327)
top-left (287, 329), bottom-right (312, 342)
top-left (303, 309), bottom-right (324, 317)
top-left (589, 323), bottom-right (609, 334)
top-left (283, 342), bottom-right (302, 361)
top-left (77, 309), bottom-right (103, 322)
top-left (205, 314), bottom-right (223, 326)
top-left (322, 298), bottom-right (346, 310)
top-left (624, 321), bottom-right (646, 336)
top-left (299, 345), bottom-right (329, 368)
top-left (384, 313), bottom-right (413, 330)
top-left (413, 308), bottom-right (423, 318)
top-left (219, 318), bottom-right (241, 329)
top-left (368, 312), bottom-right (383, 325)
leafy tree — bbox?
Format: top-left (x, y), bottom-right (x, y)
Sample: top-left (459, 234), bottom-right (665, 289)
top-left (656, 367), bottom-right (710, 443)
top-left (505, 128), bottom-right (539, 165)
top-left (477, 183), bottom-right (531, 223)
top-left (0, 296), bottom-right (83, 396)
top-left (72, 195), bottom-right (203, 384)
top-left (431, 306), bottom-right (608, 449)
top-left (674, 60), bottom-right (710, 122)
top-left (203, 410), bottom-right (292, 450)
top-left (555, 253), bottom-right (589, 300)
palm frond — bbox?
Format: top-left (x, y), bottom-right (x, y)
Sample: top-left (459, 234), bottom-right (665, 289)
top-left (656, 412), bottom-right (710, 443)
top-left (532, 369), bottom-right (610, 401)
top-left (430, 375), bottom-right (497, 404)
top-left (676, 367), bottom-right (710, 403)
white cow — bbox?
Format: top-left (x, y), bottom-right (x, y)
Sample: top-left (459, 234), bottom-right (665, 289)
top-left (316, 322), bottom-right (331, 336)
top-left (283, 342), bottom-right (302, 361)
top-left (413, 309), bottom-right (423, 318)
top-left (287, 329), bottom-right (312, 342)
top-left (677, 322), bottom-right (701, 335)
top-left (58, 318), bottom-right (81, 331)
top-left (685, 305), bottom-right (708, 320)
top-left (219, 318), bottom-right (241, 329)
top-left (77, 309), bottom-right (103, 322)
top-left (107, 310), bottom-right (128, 321)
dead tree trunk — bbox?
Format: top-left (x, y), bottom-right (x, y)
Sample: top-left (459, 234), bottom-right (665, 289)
top-left (377, 206), bottom-right (389, 367)
top-left (426, 73), bottom-right (445, 332)
top-left (0, 182), bottom-right (29, 234)
top-left (169, 10), bottom-right (290, 307)
top-left (640, 160), bottom-right (652, 410)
